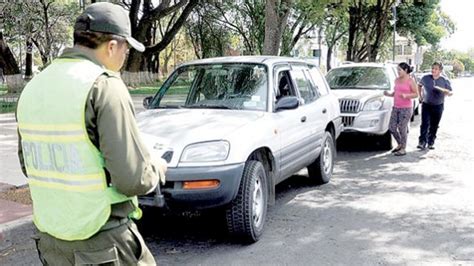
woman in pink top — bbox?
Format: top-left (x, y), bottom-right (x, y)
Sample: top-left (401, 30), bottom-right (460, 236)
top-left (383, 62), bottom-right (419, 156)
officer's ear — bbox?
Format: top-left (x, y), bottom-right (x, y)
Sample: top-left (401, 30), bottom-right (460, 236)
top-left (104, 39), bottom-right (120, 57)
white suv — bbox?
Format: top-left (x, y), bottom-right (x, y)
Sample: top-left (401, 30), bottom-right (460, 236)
top-left (326, 63), bottom-right (399, 149)
top-left (137, 56), bottom-right (342, 243)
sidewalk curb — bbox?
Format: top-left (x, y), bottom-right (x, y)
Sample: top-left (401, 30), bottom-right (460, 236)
top-left (0, 215), bottom-right (35, 250)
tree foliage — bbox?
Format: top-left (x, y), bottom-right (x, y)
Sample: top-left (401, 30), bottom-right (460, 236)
top-left (323, 2), bottom-right (349, 70)
top-left (186, 2), bottom-right (244, 59)
top-left (346, 0), bottom-right (397, 62)
top-left (2, 0), bottom-right (80, 67)
top-left (451, 58), bottom-right (464, 76)
top-left (397, 0), bottom-right (455, 46)
top-left (280, 0), bottom-right (333, 56)
top-left (122, 0), bottom-right (199, 73)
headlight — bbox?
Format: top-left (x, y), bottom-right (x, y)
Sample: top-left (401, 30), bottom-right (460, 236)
top-left (180, 141), bottom-right (230, 162)
top-left (363, 97), bottom-right (384, 111)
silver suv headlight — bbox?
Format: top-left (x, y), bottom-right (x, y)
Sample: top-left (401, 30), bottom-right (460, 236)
top-left (363, 97), bottom-right (384, 111)
top-left (180, 141), bottom-right (230, 162)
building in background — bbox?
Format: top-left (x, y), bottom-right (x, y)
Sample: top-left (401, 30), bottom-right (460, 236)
top-left (394, 34), bottom-right (424, 71)
top-left (292, 28), bottom-right (340, 73)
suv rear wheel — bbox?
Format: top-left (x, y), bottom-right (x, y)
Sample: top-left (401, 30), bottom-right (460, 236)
top-left (307, 131), bottom-right (335, 184)
top-left (225, 160), bottom-right (268, 243)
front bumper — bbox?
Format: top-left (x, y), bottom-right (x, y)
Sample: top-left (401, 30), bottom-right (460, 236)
top-left (139, 163), bottom-right (245, 209)
top-left (341, 109), bottom-right (390, 135)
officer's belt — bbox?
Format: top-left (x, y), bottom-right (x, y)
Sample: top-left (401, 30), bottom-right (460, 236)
top-left (100, 217), bottom-right (130, 231)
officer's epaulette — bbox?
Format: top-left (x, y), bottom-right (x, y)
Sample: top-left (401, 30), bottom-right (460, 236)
top-left (102, 69), bottom-right (121, 78)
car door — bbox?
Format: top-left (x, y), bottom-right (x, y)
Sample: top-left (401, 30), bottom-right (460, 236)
top-left (272, 64), bottom-right (310, 183)
top-left (307, 64), bottom-right (334, 135)
top-left (290, 64), bottom-right (326, 165)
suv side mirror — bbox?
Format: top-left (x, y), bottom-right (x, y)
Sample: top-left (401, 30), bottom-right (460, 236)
top-left (143, 96), bottom-right (153, 109)
top-left (275, 96), bottom-right (299, 111)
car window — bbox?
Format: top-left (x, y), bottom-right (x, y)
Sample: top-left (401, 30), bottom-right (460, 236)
top-left (275, 69), bottom-right (296, 101)
top-left (154, 69), bottom-right (195, 107)
top-left (307, 65), bottom-right (329, 96)
top-left (326, 66), bottom-right (391, 90)
top-left (290, 66), bottom-right (317, 104)
top-left (150, 63), bottom-right (268, 111)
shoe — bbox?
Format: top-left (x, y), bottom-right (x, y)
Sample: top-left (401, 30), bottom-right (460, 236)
top-left (417, 143), bottom-right (426, 150)
top-left (428, 145), bottom-right (435, 150)
top-left (391, 146), bottom-right (402, 153)
top-left (394, 150), bottom-right (406, 156)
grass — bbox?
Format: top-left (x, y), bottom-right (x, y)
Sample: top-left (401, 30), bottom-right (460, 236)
top-left (129, 85), bottom-right (189, 95)
top-left (0, 100), bottom-right (17, 113)
top-left (129, 86), bottom-right (160, 95)
top-left (0, 84), bottom-right (7, 92)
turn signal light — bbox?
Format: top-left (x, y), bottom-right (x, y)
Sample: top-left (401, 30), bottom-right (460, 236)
top-left (183, 180), bottom-right (220, 190)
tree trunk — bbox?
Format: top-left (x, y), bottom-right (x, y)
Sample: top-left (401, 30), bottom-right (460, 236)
top-left (346, 6), bottom-right (359, 61)
top-left (125, 0), bottom-right (199, 73)
top-left (0, 32), bottom-right (23, 93)
top-left (327, 46), bottom-right (333, 71)
top-left (0, 32), bottom-right (21, 75)
top-left (262, 0), bottom-right (291, 55)
top-left (25, 39), bottom-right (33, 79)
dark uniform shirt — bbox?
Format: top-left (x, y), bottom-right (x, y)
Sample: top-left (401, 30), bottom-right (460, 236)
top-left (17, 47), bottom-right (158, 225)
top-left (420, 74), bottom-right (452, 105)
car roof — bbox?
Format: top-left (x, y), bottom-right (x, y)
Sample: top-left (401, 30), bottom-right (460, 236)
top-left (330, 62), bottom-right (395, 69)
top-left (178, 56), bottom-right (312, 67)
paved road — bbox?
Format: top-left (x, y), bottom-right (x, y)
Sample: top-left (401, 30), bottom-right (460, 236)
top-left (1, 78), bottom-right (473, 265)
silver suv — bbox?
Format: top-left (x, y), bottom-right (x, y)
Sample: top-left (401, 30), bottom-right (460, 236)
top-left (137, 56), bottom-right (342, 243)
top-left (326, 63), bottom-right (398, 149)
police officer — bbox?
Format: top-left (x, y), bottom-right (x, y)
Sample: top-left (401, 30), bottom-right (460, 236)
top-left (417, 62), bottom-right (453, 150)
top-left (16, 3), bottom-right (165, 265)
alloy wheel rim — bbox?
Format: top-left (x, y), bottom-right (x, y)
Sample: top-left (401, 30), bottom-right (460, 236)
top-left (323, 140), bottom-right (332, 174)
top-left (252, 176), bottom-right (264, 228)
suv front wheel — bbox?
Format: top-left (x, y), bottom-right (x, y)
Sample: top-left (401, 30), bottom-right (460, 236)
top-left (225, 160), bottom-right (268, 243)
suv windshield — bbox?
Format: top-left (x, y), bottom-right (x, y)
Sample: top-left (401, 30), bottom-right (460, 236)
top-left (149, 63), bottom-right (268, 111)
top-left (326, 66), bottom-right (390, 90)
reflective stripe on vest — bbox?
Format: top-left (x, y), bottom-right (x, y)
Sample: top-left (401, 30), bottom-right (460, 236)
top-left (17, 59), bottom-right (141, 241)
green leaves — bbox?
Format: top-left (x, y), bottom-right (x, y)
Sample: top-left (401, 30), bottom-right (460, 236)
top-left (1, 1), bottom-right (80, 66)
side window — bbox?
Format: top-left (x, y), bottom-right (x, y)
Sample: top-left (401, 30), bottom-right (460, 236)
top-left (290, 67), bottom-right (317, 104)
top-left (308, 65), bottom-right (330, 96)
top-left (275, 69), bottom-right (296, 101)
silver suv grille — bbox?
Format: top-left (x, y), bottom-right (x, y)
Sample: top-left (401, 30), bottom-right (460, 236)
top-left (341, 116), bottom-right (355, 127)
top-left (339, 99), bottom-right (361, 113)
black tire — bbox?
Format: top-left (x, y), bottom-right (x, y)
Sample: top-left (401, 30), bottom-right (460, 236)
top-left (225, 160), bottom-right (268, 243)
top-left (380, 131), bottom-right (393, 150)
top-left (307, 131), bottom-right (335, 185)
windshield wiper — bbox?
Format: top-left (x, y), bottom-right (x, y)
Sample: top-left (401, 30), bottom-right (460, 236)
top-left (185, 104), bottom-right (231, 109)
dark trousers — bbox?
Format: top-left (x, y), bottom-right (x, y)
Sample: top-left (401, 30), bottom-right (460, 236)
top-left (418, 102), bottom-right (444, 145)
top-left (34, 220), bottom-right (156, 265)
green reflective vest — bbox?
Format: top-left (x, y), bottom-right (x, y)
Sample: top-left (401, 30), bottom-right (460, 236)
top-left (17, 58), bottom-right (141, 241)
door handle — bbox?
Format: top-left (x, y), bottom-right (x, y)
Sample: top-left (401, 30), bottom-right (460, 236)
top-left (301, 116), bottom-right (307, 122)
top-left (322, 108), bottom-right (327, 114)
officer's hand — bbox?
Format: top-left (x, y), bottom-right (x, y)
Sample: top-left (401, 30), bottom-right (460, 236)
top-left (151, 157), bottom-right (167, 185)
